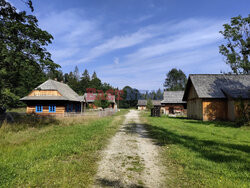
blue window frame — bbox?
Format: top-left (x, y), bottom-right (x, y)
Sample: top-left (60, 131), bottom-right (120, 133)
top-left (66, 104), bottom-right (73, 112)
top-left (66, 104), bottom-right (69, 112)
top-left (49, 105), bottom-right (56, 113)
top-left (36, 105), bottom-right (43, 113)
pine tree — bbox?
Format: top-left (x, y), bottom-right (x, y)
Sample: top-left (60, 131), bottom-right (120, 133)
top-left (91, 71), bottom-right (97, 80)
top-left (79, 69), bottom-right (90, 94)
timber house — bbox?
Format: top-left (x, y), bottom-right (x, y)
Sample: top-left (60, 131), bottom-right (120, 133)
top-left (161, 91), bottom-right (187, 115)
top-left (183, 74), bottom-right (250, 121)
top-left (137, 100), bottom-right (161, 110)
top-left (20, 79), bottom-right (85, 115)
top-left (84, 93), bottom-right (117, 109)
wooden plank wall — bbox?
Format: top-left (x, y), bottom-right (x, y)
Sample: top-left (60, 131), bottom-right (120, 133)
top-left (187, 99), bottom-right (203, 120)
top-left (187, 84), bottom-right (203, 120)
top-left (29, 90), bottom-right (62, 96)
top-left (27, 105), bottom-right (65, 115)
top-left (202, 99), bottom-right (227, 121)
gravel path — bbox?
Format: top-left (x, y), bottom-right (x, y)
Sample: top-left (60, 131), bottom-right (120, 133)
top-left (93, 110), bottom-right (165, 188)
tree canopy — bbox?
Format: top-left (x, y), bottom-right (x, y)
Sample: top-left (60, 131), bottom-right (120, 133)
top-left (0, 0), bottom-right (60, 109)
top-left (164, 68), bottom-right (187, 91)
top-left (219, 15), bottom-right (250, 74)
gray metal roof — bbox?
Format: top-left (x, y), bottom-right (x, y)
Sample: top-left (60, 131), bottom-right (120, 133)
top-left (183, 74), bottom-right (250, 100)
top-left (21, 79), bottom-right (83, 102)
top-left (161, 91), bottom-right (186, 104)
top-left (137, 100), bottom-right (161, 106)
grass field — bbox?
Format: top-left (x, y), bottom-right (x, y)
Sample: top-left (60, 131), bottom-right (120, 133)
top-left (143, 113), bottom-right (250, 188)
top-left (0, 110), bottom-right (128, 187)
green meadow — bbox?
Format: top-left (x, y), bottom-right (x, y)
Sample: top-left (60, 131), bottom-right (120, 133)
top-left (143, 114), bottom-right (250, 188)
top-left (0, 110), bottom-right (127, 187)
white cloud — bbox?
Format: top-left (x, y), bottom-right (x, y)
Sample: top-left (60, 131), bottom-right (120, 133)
top-left (37, 9), bottom-right (102, 64)
top-left (114, 57), bottom-right (120, 65)
top-left (126, 20), bottom-right (223, 62)
top-left (93, 18), bottom-right (227, 90)
top-left (76, 27), bottom-right (156, 63)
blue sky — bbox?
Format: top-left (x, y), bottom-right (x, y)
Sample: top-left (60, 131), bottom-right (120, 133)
top-left (10, 0), bottom-right (250, 90)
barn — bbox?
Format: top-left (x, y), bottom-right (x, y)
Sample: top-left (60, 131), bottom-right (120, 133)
top-left (137, 100), bottom-right (161, 110)
top-left (20, 79), bottom-right (85, 115)
top-left (161, 91), bottom-right (187, 115)
top-left (183, 74), bottom-right (250, 121)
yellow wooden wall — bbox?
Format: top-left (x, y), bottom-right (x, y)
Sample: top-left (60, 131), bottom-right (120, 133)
top-left (234, 99), bottom-right (250, 120)
top-left (202, 99), bottom-right (227, 121)
top-left (27, 105), bottom-right (65, 115)
top-left (29, 90), bottom-right (62, 96)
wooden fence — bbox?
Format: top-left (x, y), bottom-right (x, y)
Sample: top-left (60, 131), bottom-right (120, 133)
top-left (64, 108), bottom-right (118, 117)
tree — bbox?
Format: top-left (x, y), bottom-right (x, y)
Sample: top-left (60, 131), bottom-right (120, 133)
top-left (67, 71), bottom-right (79, 93)
top-left (79, 69), bottom-right (90, 94)
top-left (156, 88), bottom-right (163, 100)
top-left (89, 72), bottom-right (102, 90)
top-left (73, 66), bottom-right (80, 81)
top-left (94, 94), bottom-right (110, 109)
top-left (91, 71), bottom-right (97, 80)
top-left (119, 86), bottom-right (139, 108)
top-left (219, 15), bottom-right (250, 74)
top-left (164, 68), bottom-right (187, 91)
top-left (146, 98), bottom-right (153, 110)
top-left (0, 0), bottom-right (60, 109)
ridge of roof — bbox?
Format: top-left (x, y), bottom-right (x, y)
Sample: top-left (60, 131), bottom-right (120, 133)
top-left (184, 74), bottom-right (250, 99)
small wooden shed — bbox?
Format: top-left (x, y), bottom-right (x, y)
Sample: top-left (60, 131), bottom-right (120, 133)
top-left (161, 91), bottom-right (187, 115)
top-left (137, 100), bottom-right (161, 110)
top-left (151, 101), bottom-right (162, 117)
top-left (183, 74), bottom-right (250, 121)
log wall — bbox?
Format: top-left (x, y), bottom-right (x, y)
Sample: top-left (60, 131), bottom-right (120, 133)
top-left (29, 90), bottom-right (62, 96)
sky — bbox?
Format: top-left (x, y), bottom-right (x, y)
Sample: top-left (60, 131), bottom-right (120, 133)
top-left (9, 0), bottom-right (250, 90)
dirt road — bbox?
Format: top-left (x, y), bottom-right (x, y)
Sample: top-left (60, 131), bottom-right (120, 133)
top-left (93, 110), bottom-right (165, 188)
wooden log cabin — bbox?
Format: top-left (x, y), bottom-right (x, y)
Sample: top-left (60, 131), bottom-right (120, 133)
top-left (161, 91), bottom-right (187, 115)
top-left (137, 100), bottom-right (161, 110)
top-left (183, 74), bottom-right (250, 121)
top-left (20, 79), bottom-right (85, 115)
top-left (84, 93), bottom-right (117, 109)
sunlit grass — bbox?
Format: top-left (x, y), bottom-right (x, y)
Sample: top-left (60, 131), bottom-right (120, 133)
top-left (0, 109), bottom-right (128, 187)
top-left (143, 112), bottom-right (250, 187)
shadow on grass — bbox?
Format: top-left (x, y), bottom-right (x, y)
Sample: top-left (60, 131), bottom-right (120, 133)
top-left (167, 116), bottom-right (237, 128)
top-left (0, 112), bottom-right (59, 131)
top-left (96, 178), bottom-right (144, 188)
top-left (143, 122), bottom-right (250, 172)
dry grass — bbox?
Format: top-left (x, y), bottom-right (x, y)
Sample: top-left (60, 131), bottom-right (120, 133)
top-left (0, 109), bottom-right (128, 187)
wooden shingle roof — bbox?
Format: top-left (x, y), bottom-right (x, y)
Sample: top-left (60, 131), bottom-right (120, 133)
top-left (183, 74), bottom-right (250, 100)
top-left (21, 79), bottom-right (84, 102)
top-left (137, 100), bottom-right (161, 106)
top-left (161, 91), bottom-right (186, 104)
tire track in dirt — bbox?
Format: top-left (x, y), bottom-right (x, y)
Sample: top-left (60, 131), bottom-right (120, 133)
top-left (93, 110), bottom-right (165, 188)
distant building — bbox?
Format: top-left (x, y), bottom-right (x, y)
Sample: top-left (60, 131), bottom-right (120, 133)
top-left (137, 100), bottom-right (161, 110)
top-left (20, 79), bottom-right (117, 115)
top-left (183, 74), bottom-right (250, 121)
top-left (161, 91), bottom-right (187, 115)
top-left (84, 93), bottom-right (117, 109)
top-left (20, 79), bottom-right (84, 115)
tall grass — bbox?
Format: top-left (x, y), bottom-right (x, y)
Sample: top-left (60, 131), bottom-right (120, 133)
top-left (0, 109), bottom-right (128, 187)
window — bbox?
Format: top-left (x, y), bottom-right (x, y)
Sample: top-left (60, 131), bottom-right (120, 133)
top-left (36, 105), bottom-right (43, 113)
top-left (49, 105), bottom-right (56, 113)
top-left (66, 104), bottom-right (73, 112)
